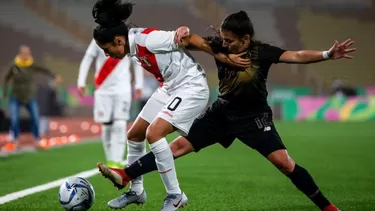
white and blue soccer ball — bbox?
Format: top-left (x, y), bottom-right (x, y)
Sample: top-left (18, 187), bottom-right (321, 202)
top-left (58, 177), bottom-right (95, 211)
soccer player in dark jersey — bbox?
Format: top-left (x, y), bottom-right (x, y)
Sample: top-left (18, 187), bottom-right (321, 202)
top-left (97, 11), bottom-right (355, 211)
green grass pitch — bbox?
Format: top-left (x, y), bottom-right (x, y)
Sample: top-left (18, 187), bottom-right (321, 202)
top-left (0, 121), bottom-right (374, 211)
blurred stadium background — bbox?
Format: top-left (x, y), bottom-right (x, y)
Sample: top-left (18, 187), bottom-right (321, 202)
top-left (1, 0), bottom-right (374, 132)
top-left (0, 0), bottom-right (375, 210)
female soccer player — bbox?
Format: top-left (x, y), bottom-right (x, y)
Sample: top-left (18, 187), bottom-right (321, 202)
top-left (98, 11), bottom-right (355, 211)
top-left (92, 1), bottom-right (248, 210)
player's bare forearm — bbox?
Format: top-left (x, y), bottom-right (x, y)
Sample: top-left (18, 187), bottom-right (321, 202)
top-left (183, 34), bottom-right (243, 66)
top-left (182, 34), bottom-right (214, 55)
top-left (280, 39), bottom-right (356, 63)
top-left (280, 50), bottom-right (327, 64)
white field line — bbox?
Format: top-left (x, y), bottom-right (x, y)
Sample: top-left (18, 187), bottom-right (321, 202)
top-left (0, 168), bottom-right (99, 205)
top-left (0, 136), bottom-right (128, 205)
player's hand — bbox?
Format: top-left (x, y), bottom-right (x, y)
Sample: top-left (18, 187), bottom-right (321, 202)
top-left (228, 52), bottom-right (251, 68)
top-left (328, 39), bottom-right (356, 60)
top-left (78, 87), bottom-right (85, 97)
top-left (174, 26), bottom-right (190, 47)
top-left (134, 88), bottom-right (142, 100)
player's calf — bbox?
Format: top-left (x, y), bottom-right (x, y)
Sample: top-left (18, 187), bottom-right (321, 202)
top-left (267, 150), bottom-right (338, 211)
top-left (108, 120), bottom-right (127, 165)
top-left (97, 162), bottom-right (131, 190)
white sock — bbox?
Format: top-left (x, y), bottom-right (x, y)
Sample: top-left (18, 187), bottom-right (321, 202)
top-left (150, 138), bottom-right (181, 194)
top-left (109, 120), bottom-right (127, 164)
top-left (101, 124), bottom-right (112, 161)
top-left (127, 140), bottom-right (146, 195)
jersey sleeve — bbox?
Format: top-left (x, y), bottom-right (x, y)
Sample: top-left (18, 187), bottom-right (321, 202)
top-left (258, 44), bottom-right (286, 64)
top-left (145, 30), bottom-right (179, 53)
top-left (77, 39), bottom-right (98, 87)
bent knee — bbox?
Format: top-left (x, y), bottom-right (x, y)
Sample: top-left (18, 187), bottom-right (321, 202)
top-left (274, 159), bottom-right (295, 174)
top-left (145, 126), bottom-right (158, 143)
top-left (268, 150), bottom-right (295, 174)
top-left (145, 122), bottom-right (166, 143)
top-left (127, 127), bottom-right (146, 142)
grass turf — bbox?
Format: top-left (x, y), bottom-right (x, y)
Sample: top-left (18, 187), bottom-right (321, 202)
top-left (0, 121), bottom-right (374, 211)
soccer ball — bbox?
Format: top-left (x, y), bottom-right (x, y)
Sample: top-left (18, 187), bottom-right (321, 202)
top-left (58, 177), bottom-right (95, 211)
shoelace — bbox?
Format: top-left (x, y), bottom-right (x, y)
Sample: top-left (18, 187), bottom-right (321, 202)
top-left (118, 191), bottom-right (137, 202)
top-left (163, 194), bottom-right (177, 205)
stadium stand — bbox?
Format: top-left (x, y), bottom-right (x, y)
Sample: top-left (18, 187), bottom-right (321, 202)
top-left (2, 1), bottom-right (372, 90)
top-left (0, 1), bottom-right (85, 51)
top-left (297, 9), bottom-right (375, 89)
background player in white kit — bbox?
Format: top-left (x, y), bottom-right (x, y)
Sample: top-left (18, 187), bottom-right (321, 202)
top-left (78, 38), bottom-right (144, 168)
top-left (92, 1), bottom-right (250, 210)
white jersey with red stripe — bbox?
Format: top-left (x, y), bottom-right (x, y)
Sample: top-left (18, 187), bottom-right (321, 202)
top-left (77, 39), bottom-right (144, 95)
top-left (128, 28), bottom-right (210, 135)
top-left (128, 28), bottom-right (205, 92)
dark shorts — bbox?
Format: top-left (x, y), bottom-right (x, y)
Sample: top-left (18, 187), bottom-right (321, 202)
top-left (184, 100), bottom-right (286, 157)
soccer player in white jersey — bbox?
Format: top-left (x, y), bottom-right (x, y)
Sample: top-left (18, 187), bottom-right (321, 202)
top-left (78, 38), bottom-right (144, 168)
top-left (91, 0), bottom-right (250, 210)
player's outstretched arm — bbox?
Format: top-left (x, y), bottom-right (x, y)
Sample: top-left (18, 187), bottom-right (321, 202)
top-left (279, 39), bottom-right (356, 64)
top-left (176, 27), bottom-right (250, 68)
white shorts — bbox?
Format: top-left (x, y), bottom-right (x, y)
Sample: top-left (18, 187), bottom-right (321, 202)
top-left (138, 76), bottom-right (209, 136)
top-left (94, 92), bottom-right (131, 123)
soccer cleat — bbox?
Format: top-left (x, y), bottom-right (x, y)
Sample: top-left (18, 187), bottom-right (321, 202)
top-left (97, 162), bottom-right (131, 190)
top-left (107, 189), bottom-right (147, 209)
top-left (161, 191), bottom-right (188, 211)
top-left (322, 204), bottom-right (340, 211)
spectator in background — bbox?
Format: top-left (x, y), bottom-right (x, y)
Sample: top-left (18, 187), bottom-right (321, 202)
top-left (331, 79), bottom-right (357, 98)
top-left (139, 69), bottom-right (159, 111)
top-left (1, 45), bottom-right (61, 153)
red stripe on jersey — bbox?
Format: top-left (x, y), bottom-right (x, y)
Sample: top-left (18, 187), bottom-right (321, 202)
top-left (95, 57), bottom-right (120, 88)
top-left (136, 28), bottom-right (164, 87)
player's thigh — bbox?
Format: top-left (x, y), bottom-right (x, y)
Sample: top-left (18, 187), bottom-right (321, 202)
top-left (233, 112), bottom-right (286, 157)
top-left (157, 87), bottom-right (209, 136)
top-left (127, 116), bottom-right (150, 142)
top-left (113, 94), bottom-right (131, 121)
top-left (184, 101), bottom-right (235, 152)
top-left (93, 92), bottom-right (113, 123)
top-left (128, 88), bottom-right (169, 142)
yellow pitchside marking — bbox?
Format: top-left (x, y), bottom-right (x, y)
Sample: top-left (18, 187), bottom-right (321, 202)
top-left (339, 100), bottom-right (357, 121)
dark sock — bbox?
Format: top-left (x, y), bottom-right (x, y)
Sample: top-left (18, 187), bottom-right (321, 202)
top-left (124, 151), bottom-right (178, 179)
top-left (287, 164), bottom-right (331, 209)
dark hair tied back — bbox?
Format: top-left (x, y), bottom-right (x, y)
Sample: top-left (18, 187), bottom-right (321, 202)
top-left (92, 0), bottom-right (134, 27)
top-left (221, 10), bottom-right (254, 38)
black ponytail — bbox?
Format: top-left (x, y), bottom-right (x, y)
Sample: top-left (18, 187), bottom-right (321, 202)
top-left (92, 0), bottom-right (134, 44)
